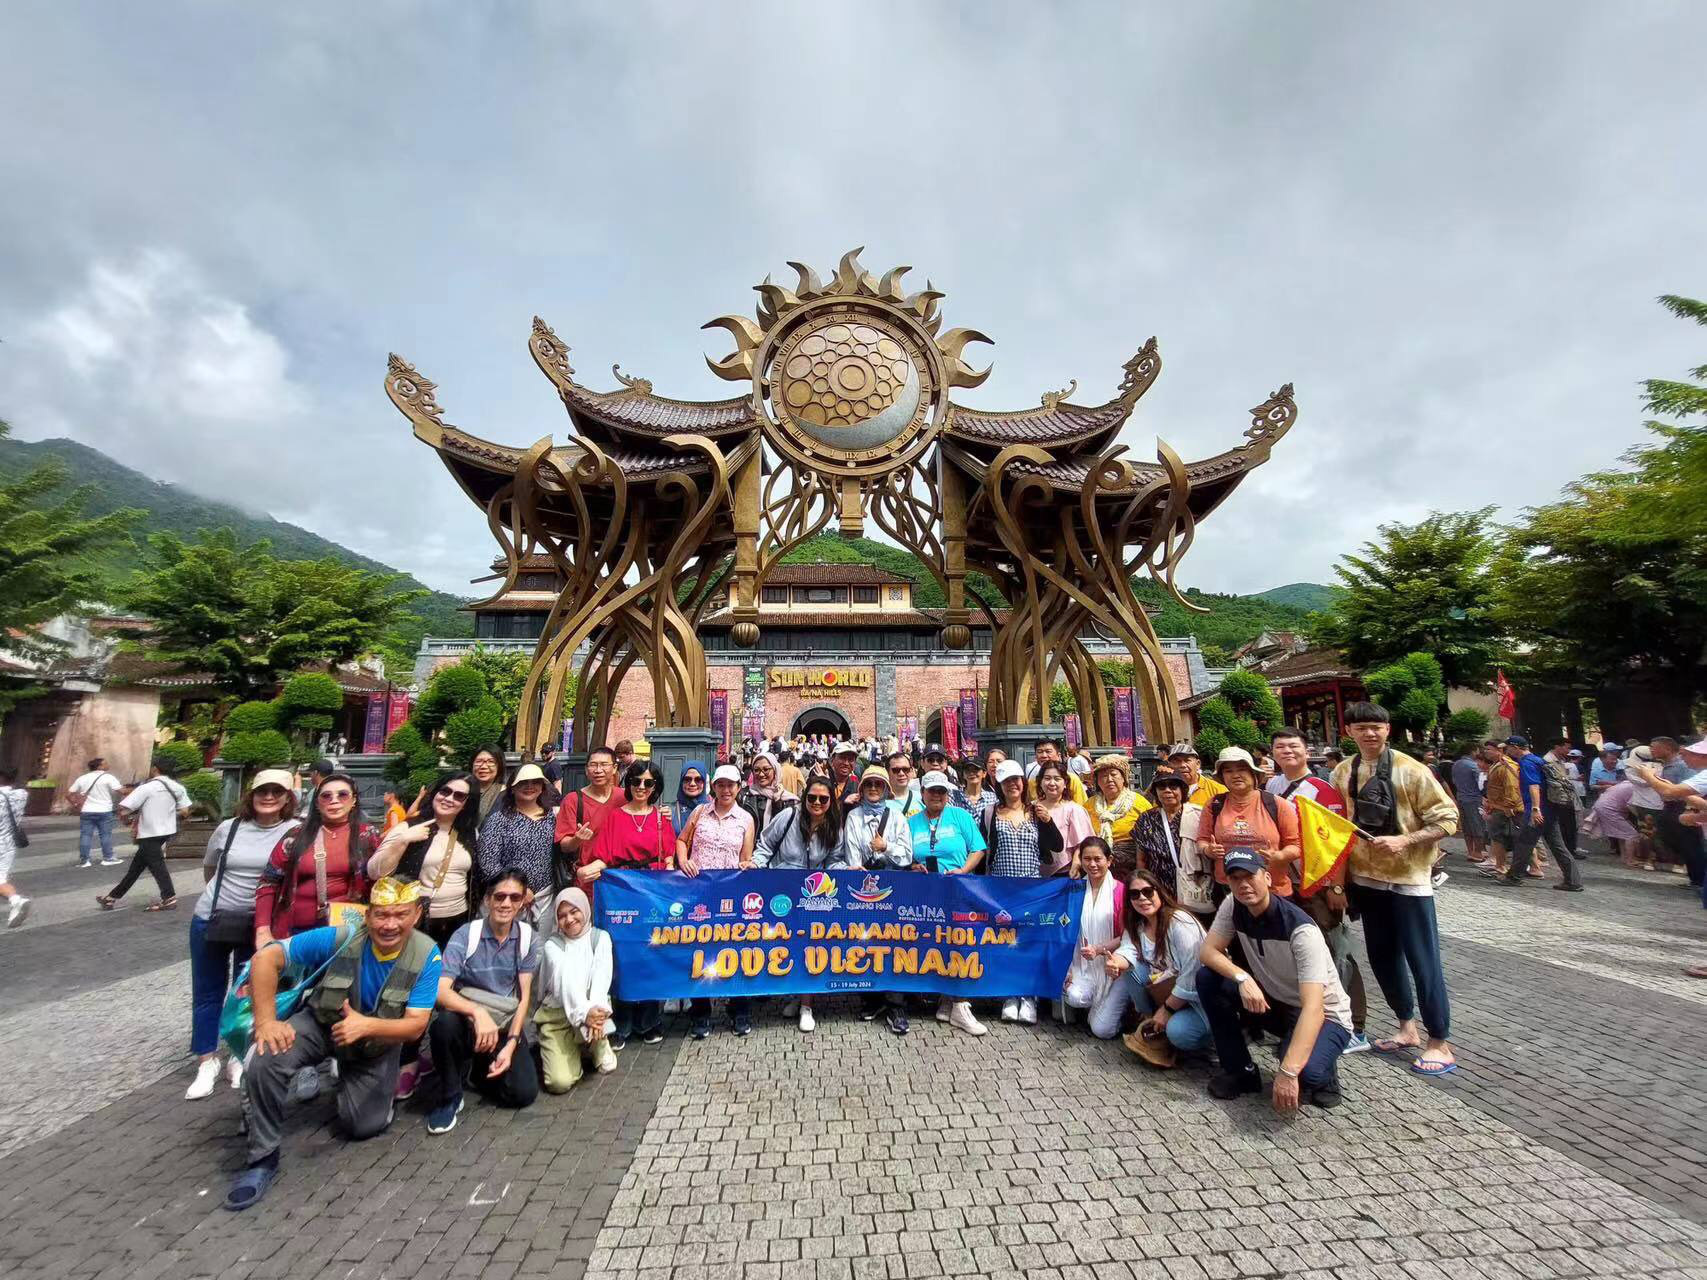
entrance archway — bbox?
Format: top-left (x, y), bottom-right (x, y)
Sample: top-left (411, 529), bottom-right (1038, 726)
top-left (791, 706), bottom-right (851, 741)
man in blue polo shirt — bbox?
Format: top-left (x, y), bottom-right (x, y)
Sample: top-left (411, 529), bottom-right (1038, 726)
top-left (225, 876), bottom-right (442, 1211)
top-left (1495, 736), bottom-right (1581, 891)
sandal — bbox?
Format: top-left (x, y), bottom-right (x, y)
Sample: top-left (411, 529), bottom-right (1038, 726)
top-left (95, 894), bottom-right (116, 910)
top-left (222, 1161), bottom-right (280, 1212)
top-left (1373, 1037), bottom-right (1421, 1055)
top-left (1684, 965), bottom-right (1707, 979)
top-left (145, 897), bottom-right (178, 912)
top-left (1411, 1057), bottom-right (1458, 1077)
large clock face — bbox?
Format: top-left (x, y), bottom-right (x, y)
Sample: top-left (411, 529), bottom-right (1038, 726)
top-left (758, 302), bottom-right (945, 479)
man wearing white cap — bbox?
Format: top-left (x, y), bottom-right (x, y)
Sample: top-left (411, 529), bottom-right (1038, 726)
top-left (829, 741), bottom-right (862, 808)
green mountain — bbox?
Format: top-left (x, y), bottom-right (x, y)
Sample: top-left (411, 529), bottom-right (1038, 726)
top-left (0, 435), bottom-right (473, 652)
top-left (1252, 581), bottom-right (1339, 612)
top-left (778, 534), bottom-right (1315, 664)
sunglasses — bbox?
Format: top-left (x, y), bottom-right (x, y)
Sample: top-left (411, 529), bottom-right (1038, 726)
top-left (632, 779), bottom-right (658, 790)
top-left (1131, 886), bottom-right (1158, 900)
top-left (437, 786), bottom-right (470, 801)
top-left (319, 788), bottom-right (354, 802)
top-left (490, 891), bottom-right (526, 904)
top-left (253, 786), bottom-right (289, 799)
top-left (804, 793), bottom-right (831, 805)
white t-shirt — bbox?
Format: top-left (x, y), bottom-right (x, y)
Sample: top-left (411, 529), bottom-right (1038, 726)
top-left (70, 770), bottom-right (124, 814)
top-left (121, 776), bottom-right (190, 839)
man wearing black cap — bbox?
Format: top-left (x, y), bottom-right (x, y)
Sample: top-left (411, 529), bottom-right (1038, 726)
top-left (920, 744), bottom-right (973, 813)
top-left (1197, 848), bottom-right (1353, 1110)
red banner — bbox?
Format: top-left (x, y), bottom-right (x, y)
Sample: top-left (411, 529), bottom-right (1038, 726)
top-left (942, 704), bottom-right (960, 759)
top-left (1064, 712), bottom-right (1081, 749)
top-left (385, 691), bottom-right (412, 741)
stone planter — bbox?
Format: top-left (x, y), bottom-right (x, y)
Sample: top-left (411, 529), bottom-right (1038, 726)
top-left (166, 819), bottom-right (217, 860)
top-left (24, 785), bottom-right (56, 816)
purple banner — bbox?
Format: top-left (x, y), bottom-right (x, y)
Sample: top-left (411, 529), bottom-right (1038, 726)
top-left (710, 691), bottom-right (730, 754)
top-left (560, 719), bottom-right (574, 753)
top-left (1112, 688), bottom-right (1136, 750)
top-left (363, 694), bottom-right (388, 753)
top-left (959, 688), bottom-right (979, 756)
top-left (1064, 712), bottom-right (1081, 749)
top-left (900, 715), bottom-right (918, 745)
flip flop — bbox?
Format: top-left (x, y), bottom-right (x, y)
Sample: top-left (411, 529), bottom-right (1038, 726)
top-left (1373, 1038), bottom-right (1420, 1055)
top-left (1410, 1058), bottom-right (1458, 1077)
top-left (1683, 966), bottom-right (1707, 979)
top-left (222, 1162), bottom-right (279, 1211)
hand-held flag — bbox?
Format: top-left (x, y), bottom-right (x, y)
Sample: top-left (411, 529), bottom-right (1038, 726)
top-left (1297, 793), bottom-right (1359, 897)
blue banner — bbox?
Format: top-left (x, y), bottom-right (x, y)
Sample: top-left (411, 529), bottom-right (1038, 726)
top-left (595, 869), bottom-right (1085, 1000)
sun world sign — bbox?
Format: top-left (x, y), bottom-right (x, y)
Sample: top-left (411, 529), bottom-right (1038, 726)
top-left (768, 668), bottom-right (874, 690)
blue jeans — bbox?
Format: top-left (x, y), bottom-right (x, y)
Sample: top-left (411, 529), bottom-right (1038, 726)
top-left (79, 812), bottom-right (115, 864)
top-left (1199, 965), bottom-right (1349, 1090)
top-left (1348, 883), bottom-right (1451, 1040)
top-left (1087, 966), bottom-right (1213, 1052)
top-left (189, 914), bottom-right (255, 1056)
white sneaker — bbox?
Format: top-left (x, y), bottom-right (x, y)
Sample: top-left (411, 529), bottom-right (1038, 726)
top-left (1019, 998), bottom-right (1038, 1025)
top-left (948, 1002), bottom-right (987, 1037)
top-left (101, 858), bottom-right (121, 866)
top-left (1342, 1031), bottom-right (1372, 1056)
top-left (1000, 999), bottom-right (1019, 1022)
top-left (226, 1057), bottom-right (244, 1089)
top-left (935, 999), bottom-right (953, 1023)
top-left (798, 1007), bottom-right (816, 1033)
top-left (6, 897), bottom-right (29, 928)
top-left (185, 1058), bottom-right (221, 1100)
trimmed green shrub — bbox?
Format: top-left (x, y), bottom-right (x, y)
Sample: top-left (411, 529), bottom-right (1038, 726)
top-left (182, 769), bottom-right (226, 819)
top-left (223, 729), bottom-right (294, 768)
top-left (153, 740), bottom-right (205, 776)
top-left (224, 700), bottom-right (280, 734)
top-left (280, 673), bottom-right (344, 715)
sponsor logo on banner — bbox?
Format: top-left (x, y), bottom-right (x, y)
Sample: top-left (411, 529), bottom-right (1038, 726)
top-left (850, 874), bottom-right (892, 904)
top-left (769, 894), bottom-right (793, 918)
top-left (719, 898), bottom-right (735, 916)
top-left (688, 904), bottom-right (711, 922)
top-left (800, 872), bottom-right (839, 911)
top-left (952, 910), bottom-right (988, 923)
top-left (668, 902), bottom-right (684, 919)
top-left (898, 903), bottom-right (946, 923)
top-left (743, 892), bottom-right (765, 919)
top-left (995, 910), bottom-right (1013, 925)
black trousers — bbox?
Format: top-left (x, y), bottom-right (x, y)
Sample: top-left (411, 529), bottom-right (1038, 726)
top-left (110, 836), bottom-right (175, 901)
top-left (427, 1011), bottom-right (539, 1109)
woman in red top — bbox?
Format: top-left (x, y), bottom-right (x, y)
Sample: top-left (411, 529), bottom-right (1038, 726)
top-left (254, 772), bottom-right (380, 945)
top-left (578, 760), bottom-right (675, 1048)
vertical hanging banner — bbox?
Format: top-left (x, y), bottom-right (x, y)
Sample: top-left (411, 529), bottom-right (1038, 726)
top-left (362, 695), bottom-right (388, 753)
top-left (596, 869), bottom-right (1084, 999)
top-left (709, 691), bottom-right (730, 755)
top-left (560, 719), bottom-right (574, 753)
top-left (385, 691), bottom-right (412, 740)
top-left (900, 715), bottom-right (918, 745)
top-left (941, 704), bottom-right (960, 758)
top-left (1112, 688), bottom-right (1136, 749)
top-left (1064, 713), bottom-right (1082, 750)
top-left (959, 688), bottom-right (979, 756)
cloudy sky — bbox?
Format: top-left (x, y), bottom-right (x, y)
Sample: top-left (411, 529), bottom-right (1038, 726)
top-left (2, 3), bottom-right (1703, 598)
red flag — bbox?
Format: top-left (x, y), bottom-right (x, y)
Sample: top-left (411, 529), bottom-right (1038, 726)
top-left (1496, 669), bottom-right (1516, 719)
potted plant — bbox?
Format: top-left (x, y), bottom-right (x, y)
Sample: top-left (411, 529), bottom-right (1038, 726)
top-left (24, 778), bottom-right (56, 816)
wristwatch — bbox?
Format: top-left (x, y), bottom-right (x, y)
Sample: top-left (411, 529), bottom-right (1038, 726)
top-left (1233, 971), bottom-right (1251, 986)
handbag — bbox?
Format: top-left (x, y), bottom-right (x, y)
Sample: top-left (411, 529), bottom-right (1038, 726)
top-left (218, 929), bottom-right (359, 1060)
top-left (205, 820), bottom-right (256, 945)
top-left (1, 791), bottom-right (27, 849)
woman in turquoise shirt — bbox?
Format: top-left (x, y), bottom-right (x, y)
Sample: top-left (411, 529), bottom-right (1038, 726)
top-left (909, 771), bottom-right (989, 1038)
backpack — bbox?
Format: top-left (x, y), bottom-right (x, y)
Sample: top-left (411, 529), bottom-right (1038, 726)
top-left (1208, 788), bottom-right (1281, 833)
top-left (1540, 756), bottom-right (1576, 807)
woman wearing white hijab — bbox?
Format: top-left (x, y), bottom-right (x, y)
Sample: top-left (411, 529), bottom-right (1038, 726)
top-left (534, 886), bottom-right (617, 1090)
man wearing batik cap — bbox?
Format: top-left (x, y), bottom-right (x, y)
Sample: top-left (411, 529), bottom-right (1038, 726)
top-left (1167, 742), bottom-right (1227, 809)
top-left (224, 875), bottom-right (443, 1212)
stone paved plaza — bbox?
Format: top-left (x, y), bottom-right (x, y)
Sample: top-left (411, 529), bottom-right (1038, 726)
top-left (3, 817), bottom-right (1706, 1279)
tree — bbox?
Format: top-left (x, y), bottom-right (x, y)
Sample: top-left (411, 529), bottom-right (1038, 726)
top-left (120, 529), bottom-right (421, 697)
top-left (0, 418), bottom-right (141, 663)
top-left (1194, 669), bottom-right (1283, 763)
top-left (1314, 510), bottom-right (1501, 688)
top-left (386, 660), bottom-right (504, 792)
top-left (1493, 295), bottom-right (1707, 734)
top-left (278, 672), bottom-right (345, 749)
top-left (1363, 652), bottom-right (1447, 744)
top-left (461, 647), bottom-right (532, 737)
top-left (1443, 707), bottom-right (1491, 755)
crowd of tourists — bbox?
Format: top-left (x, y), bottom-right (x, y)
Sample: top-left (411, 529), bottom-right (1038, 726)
top-left (12, 703), bottom-right (1705, 1213)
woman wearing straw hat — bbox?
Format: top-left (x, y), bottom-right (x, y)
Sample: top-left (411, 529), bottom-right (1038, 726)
top-left (476, 763), bottom-right (559, 923)
top-left (1089, 754), bottom-right (1149, 881)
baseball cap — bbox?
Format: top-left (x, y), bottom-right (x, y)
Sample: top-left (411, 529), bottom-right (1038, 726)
top-left (920, 770), bottom-right (952, 791)
top-left (712, 764), bottom-right (742, 785)
top-left (251, 768), bottom-right (295, 793)
top-left (1167, 742), bottom-right (1199, 760)
top-left (993, 760), bottom-right (1024, 786)
top-left (1503, 735), bottom-right (1530, 749)
top-left (832, 740), bottom-right (858, 756)
top-left (923, 743), bottom-right (948, 759)
top-left (1222, 848), bottom-right (1265, 877)
top-left (1685, 738), bottom-right (1707, 755)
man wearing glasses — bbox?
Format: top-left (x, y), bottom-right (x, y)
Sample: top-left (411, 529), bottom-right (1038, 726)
top-left (225, 876), bottom-right (443, 1211)
top-left (886, 753), bottom-right (924, 819)
top-left (555, 746), bottom-right (621, 879)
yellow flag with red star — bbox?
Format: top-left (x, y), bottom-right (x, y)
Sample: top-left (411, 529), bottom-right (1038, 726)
top-left (1296, 793), bottom-right (1357, 897)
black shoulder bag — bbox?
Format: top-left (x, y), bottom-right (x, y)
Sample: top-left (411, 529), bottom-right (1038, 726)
top-left (1349, 750), bottom-right (1400, 836)
top-left (205, 820), bottom-right (256, 944)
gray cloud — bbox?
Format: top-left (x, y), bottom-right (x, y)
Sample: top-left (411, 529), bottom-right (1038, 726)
top-left (1, 2), bottom-right (1702, 595)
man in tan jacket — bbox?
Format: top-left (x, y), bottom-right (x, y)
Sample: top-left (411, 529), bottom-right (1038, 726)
top-left (1330, 702), bottom-right (1459, 1078)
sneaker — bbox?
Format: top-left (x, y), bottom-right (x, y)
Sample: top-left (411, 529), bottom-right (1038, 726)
top-left (6, 897), bottom-right (30, 929)
top-left (395, 1061), bottom-right (420, 1100)
top-left (690, 1020), bottom-right (711, 1041)
top-left (798, 1007), bottom-right (816, 1033)
top-left (1306, 1084), bottom-right (1344, 1109)
top-left (425, 1094), bottom-right (464, 1135)
top-left (1207, 1067), bottom-right (1264, 1100)
top-left (1431, 870), bottom-right (1450, 889)
top-left (226, 1057), bottom-right (244, 1090)
top-left (935, 999), bottom-right (953, 1023)
top-left (1018, 998), bottom-right (1038, 1025)
top-left (290, 1065), bottom-right (321, 1103)
top-left (1000, 999), bottom-right (1020, 1023)
top-left (185, 1058), bottom-right (221, 1101)
top-left (948, 1002), bottom-right (987, 1037)
top-left (1341, 1031), bottom-right (1372, 1056)
top-left (641, 1027), bottom-right (665, 1045)
top-left (101, 858), bottom-right (121, 866)
top-left (77, 861), bottom-right (94, 869)
top-left (1552, 883), bottom-right (1584, 892)
top-left (608, 1033), bottom-right (627, 1052)
top-left (859, 1002), bottom-right (882, 1022)
top-left (733, 1014), bottom-right (752, 1037)
top-left (883, 1007), bottom-right (909, 1036)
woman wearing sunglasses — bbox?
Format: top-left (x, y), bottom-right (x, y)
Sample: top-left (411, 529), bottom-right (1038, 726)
top-left (369, 771), bottom-right (482, 948)
top-left (184, 769), bottom-right (301, 1101)
top-left (754, 775), bottom-right (846, 1033)
top-left (579, 761), bottom-right (676, 1047)
top-left (1093, 868), bottom-right (1212, 1064)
